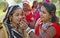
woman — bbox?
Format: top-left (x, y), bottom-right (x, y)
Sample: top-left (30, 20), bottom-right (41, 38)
top-left (0, 5), bottom-right (24, 38)
top-left (32, 1), bottom-right (38, 13)
top-left (32, 1), bottom-right (38, 9)
top-left (34, 2), bottom-right (42, 22)
top-left (23, 1), bottom-right (35, 29)
top-left (21, 2), bottom-right (60, 38)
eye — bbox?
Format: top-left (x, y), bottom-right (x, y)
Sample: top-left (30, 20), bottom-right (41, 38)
top-left (41, 10), bottom-right (46, 14)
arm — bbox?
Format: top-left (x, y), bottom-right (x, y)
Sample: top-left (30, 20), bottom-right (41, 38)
top-left (20, 20), bottom-right (56, 38)
top-left (0, 28), bottom-right (5, 38)
top-left (29, 31), bottom-right (40, 38)
top-left (41, 26), bottom-right (56, 38)
top-left (29, 26), bottom-right (56, 38)
top-left (20, 21), bottom-right (40, 38)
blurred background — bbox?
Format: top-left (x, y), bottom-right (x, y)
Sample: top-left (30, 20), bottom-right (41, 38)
top-left (0, 0), bottom-right (60, 23)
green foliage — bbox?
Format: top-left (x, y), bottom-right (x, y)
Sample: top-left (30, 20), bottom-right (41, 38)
top-left (38, 0), bottom-right (43, 2)
top-left (14, 0), bottom-right (22, 3)
top-left (0, 1), bottom-right (8, 9)
top-left (58, 0), bottom-right (60, 3)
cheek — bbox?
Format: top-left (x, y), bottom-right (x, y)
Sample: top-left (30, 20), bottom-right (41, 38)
top-left (12, 17), bottom-right (16, 21)
top-left (44, 14), bottom-right (50, 21)
top-left (41, 14), bottom-right (47, 19)
top-left (12, 16), bottom-right (19, 23)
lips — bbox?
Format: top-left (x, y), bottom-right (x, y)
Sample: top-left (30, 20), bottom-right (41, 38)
top-left (19, 18), bottom-right (24, 22)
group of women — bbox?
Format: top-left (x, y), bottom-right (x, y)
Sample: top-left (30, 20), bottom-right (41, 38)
top-left (0, 0), bottom-right (60, 38)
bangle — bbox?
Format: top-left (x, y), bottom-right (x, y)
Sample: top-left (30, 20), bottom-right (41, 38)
top-left (28, 29), bottom-right (35, 35)
top-left (26, 27), bottom-right (30, 31)
top-left (25, 27), bottom-right (35, 35)
top-left (25, 27), bottom-right (31, 33)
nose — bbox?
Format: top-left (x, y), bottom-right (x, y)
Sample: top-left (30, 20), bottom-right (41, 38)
top-left (19, 15), bottom-right (25, 20)
top-left (18, 16), bottom-right (23, 19)
top-left (18, 16), bottom-right (23, 22)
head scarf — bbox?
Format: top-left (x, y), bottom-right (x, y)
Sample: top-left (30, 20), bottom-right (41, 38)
top-left (3, 5), bottom-right (21, 23)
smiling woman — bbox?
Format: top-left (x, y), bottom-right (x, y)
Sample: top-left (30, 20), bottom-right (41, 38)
top-left (0, 5), bottom-right (25, 38)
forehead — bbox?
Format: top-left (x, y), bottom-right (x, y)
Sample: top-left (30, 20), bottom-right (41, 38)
top-left (41, 6), bottom-right (50, 15)
top-left (14, 8), bottom-right (22, 14)
top-left (41, 6), bottom-right (47, 11)
top-left (23, 3), bottom-right (29, 6)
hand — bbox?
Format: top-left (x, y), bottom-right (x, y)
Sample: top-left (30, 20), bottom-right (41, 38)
top-left (20, 21), bottom-right (28, 30)
top-left (35, 18), bottom-right (43, 28)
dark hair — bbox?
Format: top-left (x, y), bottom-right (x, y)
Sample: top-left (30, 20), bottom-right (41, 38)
top-left (39, 2), bottom-right (42, 5)
top-left (3, 5), bottom-right (21, 24)
top-left (42, 2), bottom-right (58, 23)
top-left (32, 1), bottom-right (38, 8)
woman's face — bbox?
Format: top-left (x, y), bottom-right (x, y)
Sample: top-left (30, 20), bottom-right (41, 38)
top-left (11, 9), bottom-right (23, 24)
top-left (34, 2), bottom-right (38, 8)
top-left (23, 3), bottom-right (30, 11)
top-left (40, 6), bottom-right (51, 22)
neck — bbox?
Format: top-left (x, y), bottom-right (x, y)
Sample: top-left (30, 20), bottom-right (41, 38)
top-left (43, 20), bottom-right (51, 24)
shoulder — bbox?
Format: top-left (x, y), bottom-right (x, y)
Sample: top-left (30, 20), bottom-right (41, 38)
top-left (45, 23), bottom-right (56, 38)
top-left (42, 26), bottom-right (56, 38)
top-left (0, 23), bottom-right (8, 38)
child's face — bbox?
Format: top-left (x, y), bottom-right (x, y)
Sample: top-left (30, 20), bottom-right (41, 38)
top-left (40, 6), bottom-right (51, 22)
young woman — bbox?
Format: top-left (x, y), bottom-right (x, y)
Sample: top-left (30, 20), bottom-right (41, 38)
top-left (32, 1), bottom-right (38, 13)
top-left (22, 1), bottom-right (35, 29)
top-left (34, 2), bottom-right (42, 22)
top-left (23, 1), bottom-right (34, 22)
top-left (32, 1), bottom-right (38, 9)
top-left (21, 2), bottom-right (60, 38)
top-left (0, 5), bottom-right (24, 38)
